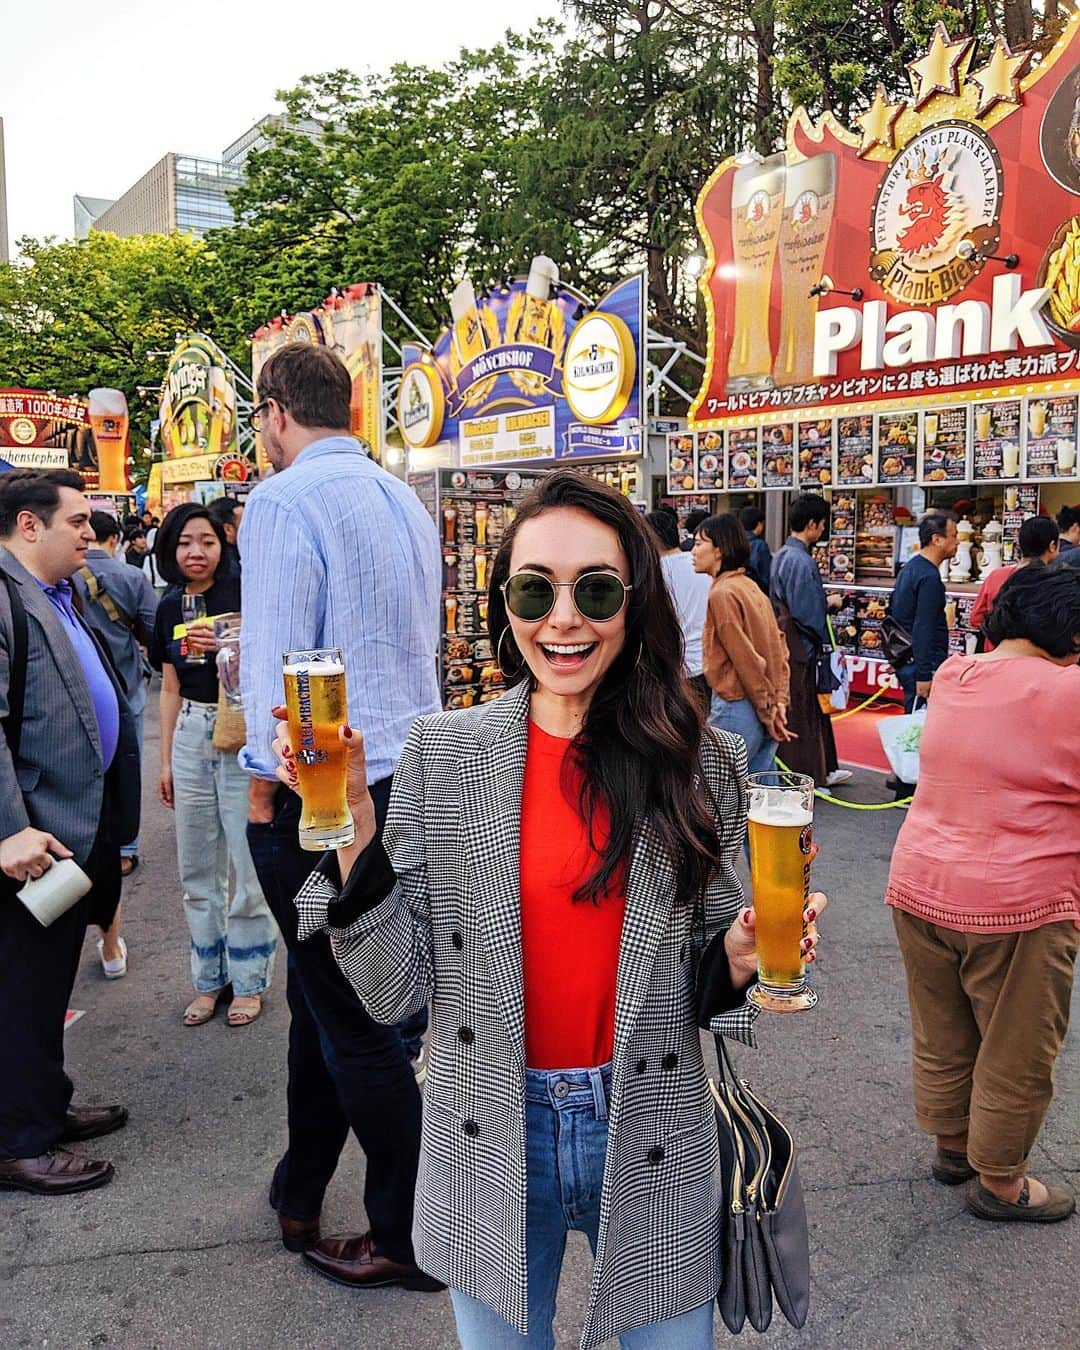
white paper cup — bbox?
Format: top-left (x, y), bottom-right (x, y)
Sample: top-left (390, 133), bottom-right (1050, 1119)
top-left (17, 857), bottom-right (93, 927)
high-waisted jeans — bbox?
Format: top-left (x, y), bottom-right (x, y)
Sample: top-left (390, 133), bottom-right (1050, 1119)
top-left (450, 1063), bottom-right (714, 1349)
top-left (171, 699), bottom-right (278, 996)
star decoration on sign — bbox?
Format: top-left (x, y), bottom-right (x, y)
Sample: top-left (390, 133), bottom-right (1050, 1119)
top-left (968, 36), bottom-right (1031, 117)
top-left (907, 21), bottom-right (976, 109)
top-left (855, 84), bottom-right (907, 157)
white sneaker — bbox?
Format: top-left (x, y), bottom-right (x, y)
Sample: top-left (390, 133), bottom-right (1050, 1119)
top-left (824, 769), bottom-right (853, 787)
top-left (96, 937), bottom-right (128, 980)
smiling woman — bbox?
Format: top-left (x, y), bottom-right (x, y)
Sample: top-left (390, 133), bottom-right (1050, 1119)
top-left (285, 467), bottom-right (829, 1347)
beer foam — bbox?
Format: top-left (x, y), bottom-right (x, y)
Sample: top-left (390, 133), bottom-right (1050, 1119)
top-left (284, 661), bottom-right (345, 676)
top-left (747, 790), bottom-right (812, 829)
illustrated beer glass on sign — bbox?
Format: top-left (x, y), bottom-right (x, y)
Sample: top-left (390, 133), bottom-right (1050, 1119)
top-left (773, 154), bottom-right (837, 388)
top-left (746, 771), bottom-right (817, 1013)
top-left (283, 648), bottom-right (354, 851)
top-left (727, 154), bottom-right (785, 393)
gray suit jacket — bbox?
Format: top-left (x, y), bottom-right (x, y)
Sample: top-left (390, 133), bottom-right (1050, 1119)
top-left (0, 548), bottom-right (140, 867)
top-left (296, 680), bottom-right (754, 1348)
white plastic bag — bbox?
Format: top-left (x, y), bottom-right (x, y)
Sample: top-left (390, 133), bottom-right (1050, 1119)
top-left (878, 708), bottom-right (926, 784)
top-left (828, 650), bottom-right (850, 711)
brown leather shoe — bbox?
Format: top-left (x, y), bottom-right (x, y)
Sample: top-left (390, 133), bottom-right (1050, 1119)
top-left (0, 1149), bottom-right (114, 1195)
top-left (280, 1214), bottom-right (321, 1252)
top-left (302, 1232), bottom-right (445, 1291)
top-left (61, 1105), bottom-right (129, 1143)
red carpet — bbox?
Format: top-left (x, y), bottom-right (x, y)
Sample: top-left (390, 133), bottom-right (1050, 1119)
top-left (832, 698), bottom-right (906, 775)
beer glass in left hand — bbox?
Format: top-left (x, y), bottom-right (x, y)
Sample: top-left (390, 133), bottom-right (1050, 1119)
top-left (283, 647), bottom-right (355, 851)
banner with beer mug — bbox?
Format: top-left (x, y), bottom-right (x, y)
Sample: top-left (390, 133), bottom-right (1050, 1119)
top-left (690, 14), bottom-right (1080, 485)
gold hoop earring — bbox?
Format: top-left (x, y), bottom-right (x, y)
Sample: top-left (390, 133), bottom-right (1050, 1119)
top-left (497, 625), bottom-right (524, 679)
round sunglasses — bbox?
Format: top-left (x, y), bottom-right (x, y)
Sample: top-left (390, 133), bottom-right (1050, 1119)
top-left (502, 569), bottom-right (632, 623)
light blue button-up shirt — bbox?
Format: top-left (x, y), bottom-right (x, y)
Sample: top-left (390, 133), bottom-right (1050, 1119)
top-left (238, 437), bottom-right (442, 783)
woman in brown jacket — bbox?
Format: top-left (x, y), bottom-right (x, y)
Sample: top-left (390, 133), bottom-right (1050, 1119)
top-left (692, 513), bottom-right (792, 774)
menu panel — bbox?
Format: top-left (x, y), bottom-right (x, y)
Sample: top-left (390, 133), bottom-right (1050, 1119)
top-left (696, 429), bottom-right (724, 492)
top-left (762, 423), bottom-right (795, 489)
top-left (919, 405), bottom-right (969, 483)
top-left (726, 426), bottom-right (761, 491)
top-left (798, 418), bottom-right (834, 490)
top-left (1023, 394), bottom-right (1079, 480)
top-left (875, 412), bottom-right (917, 484)
top-left (972, 398), bottom-right (1022, 480)
top-left (666, 432), bottom-right (697, 493)
top-left (836, 413), bottom-right (875, 486)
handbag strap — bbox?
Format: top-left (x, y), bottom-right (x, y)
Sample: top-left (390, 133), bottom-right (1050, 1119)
top-left (1, 570), bottom-right (28, 762)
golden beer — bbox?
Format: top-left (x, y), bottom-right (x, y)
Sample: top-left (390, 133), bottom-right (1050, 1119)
top-left (773, 153), bottom-right (836, 388)
top-left (283, 648), bottom-right (354, 851)
top-left (727, 155), bottom-right (785, 392)
top-left (746, 772), bottom-right (817, 1013)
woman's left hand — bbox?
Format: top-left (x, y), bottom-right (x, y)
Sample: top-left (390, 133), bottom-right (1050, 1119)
top-left (724, 891), bottom-right (828, 989)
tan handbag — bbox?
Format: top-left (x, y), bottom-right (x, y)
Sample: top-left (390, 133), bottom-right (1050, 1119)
top-left (212, 685), bottom-right (247, 753)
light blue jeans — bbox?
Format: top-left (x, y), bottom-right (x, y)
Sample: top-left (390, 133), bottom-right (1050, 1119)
top-left (708, 694), bottom-right (777, 776)
top-left (171, 700), bottom-right (278, 996)
top-left (450, 1064), bottom-right (714, 1349)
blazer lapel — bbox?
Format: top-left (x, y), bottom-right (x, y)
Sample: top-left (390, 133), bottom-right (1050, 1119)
top-left (458, 681), bottom-right (531, 1068)
top-left (0, 551), bottom-right (103, 759)
top-left (612, 817), bottom-right (676, 1059)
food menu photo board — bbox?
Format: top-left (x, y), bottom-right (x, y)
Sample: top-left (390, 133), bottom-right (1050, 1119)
top-left (725, 426), bottom-right (761, 491)
top-left (972, 399), bottom-right (1022, 480)
top-left (836, 414), bottom-right (874, 486)
top-left (919, 405), bottom-right (969, 483)
top-left (1023, 394), bottom-right (1079, 479)
top-left (828, 490), bottom-right (856, 583)
top-left (798, 418), bottom-right (834, 489)
top-left (696, 429), bottom-right (724, 492)
top-left (666, 432), bottom-right (698, 493)
top-left (1002, 483), bottom-right (1040, 562)
top-left (875, 413), bottom-right (917, 484)
top-left (762, 423), bottom-right (795, 489)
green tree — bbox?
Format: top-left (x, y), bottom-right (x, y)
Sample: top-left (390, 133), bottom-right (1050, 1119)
top-left (0, 232), bottom-right (234, 465)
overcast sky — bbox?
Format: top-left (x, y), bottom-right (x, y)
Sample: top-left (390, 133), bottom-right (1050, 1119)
top-left (3, 0), bottom-right (563, 246)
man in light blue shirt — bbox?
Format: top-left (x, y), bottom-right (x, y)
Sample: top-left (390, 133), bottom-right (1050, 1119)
top-left (239, 344), bottom-right (444, 1294)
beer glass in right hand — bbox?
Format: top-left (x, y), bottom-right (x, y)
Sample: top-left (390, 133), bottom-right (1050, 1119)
top-left (282, 648), bottom-right (355, 852)
top-left (746, 770), bottom-right (817, 1013)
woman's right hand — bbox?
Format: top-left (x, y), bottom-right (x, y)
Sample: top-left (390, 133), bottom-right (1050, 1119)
top-left (768, 704), bottom-right (797, 743)
top-left (158, 767), bottom-right (175, 810)
top-left (185, 623), bottom-right (218, 656)
top-left (270, 706), bottom-right (377, 854)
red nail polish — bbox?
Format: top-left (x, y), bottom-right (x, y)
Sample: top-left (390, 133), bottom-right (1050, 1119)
top-left (807, 908), bottom-right (816, 921)
top-left (343, 727), bottom-right (354, 741)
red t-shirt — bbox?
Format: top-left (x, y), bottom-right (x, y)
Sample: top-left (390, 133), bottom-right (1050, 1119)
top-left (519, 722), bottom-right (627, 1070)
top-left (969, 564), bottom-right (1017, 653)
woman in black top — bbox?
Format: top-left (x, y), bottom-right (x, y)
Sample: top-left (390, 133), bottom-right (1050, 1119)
top-left (149, 505), bottom-right (277, 1027)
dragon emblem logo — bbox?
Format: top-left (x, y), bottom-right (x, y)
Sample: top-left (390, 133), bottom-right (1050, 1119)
top-left (871, 122), bottom-right (1003, 306)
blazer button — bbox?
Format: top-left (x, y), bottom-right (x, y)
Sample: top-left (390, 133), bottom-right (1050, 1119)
top-left (451, 931), bottom-right (464, 950)
top-left (458, 1026), bottom-right (474, 1045)
top-left (463, 1119), bottom-right (479, 1137)
top-left (662, 1053), bottom-right (678, 1071)
top-left (647, 1146), bottom-right (665, 1165)
top-left (635, 1058), bottom-right (647, 1075)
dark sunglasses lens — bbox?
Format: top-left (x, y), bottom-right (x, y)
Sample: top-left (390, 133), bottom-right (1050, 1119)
top-left (506, 573), bottom-right (555, 621)
top-left (573, 573), bottom-right (626, 620)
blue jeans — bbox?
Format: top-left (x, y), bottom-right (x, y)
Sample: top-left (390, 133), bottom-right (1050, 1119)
top-left (708, 694), bottom-right (777, 775)
top-left (450, 1064), bottom-right (714, 1349)
top-left (171, 700), bottom-right (278, 995)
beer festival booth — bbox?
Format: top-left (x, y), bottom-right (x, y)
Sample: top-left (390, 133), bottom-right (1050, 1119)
top-left (399, 258), bottom-right (648, 709)
top-left (682, 17), bottom-right (1080, 701)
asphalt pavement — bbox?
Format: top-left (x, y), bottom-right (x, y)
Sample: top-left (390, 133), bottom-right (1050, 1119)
top-left (3, 698), bottom-right (1077, 1348)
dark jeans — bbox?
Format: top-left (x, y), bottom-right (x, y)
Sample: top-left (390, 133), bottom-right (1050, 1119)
top-left (246, 782), bottom-right (425, 1261)
top-left (896, 663), bottom-right (919, 715)
top-left (0, 839), bottom-right (119, 1158)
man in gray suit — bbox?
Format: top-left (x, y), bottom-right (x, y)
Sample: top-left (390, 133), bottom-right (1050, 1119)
top-left (0, 470), bottom-right (141, 1195)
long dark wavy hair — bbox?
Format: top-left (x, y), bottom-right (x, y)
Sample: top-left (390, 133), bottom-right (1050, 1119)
top-left (487, 469), bottom-right (722, 907)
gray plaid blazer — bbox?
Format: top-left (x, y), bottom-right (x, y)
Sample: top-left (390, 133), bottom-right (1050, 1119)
top-left (296, 679), bottom-right (754, 1348)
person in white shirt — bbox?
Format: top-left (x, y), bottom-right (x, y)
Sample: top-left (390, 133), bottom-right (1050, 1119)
top-left (645, 509), bottom-right (712, 710)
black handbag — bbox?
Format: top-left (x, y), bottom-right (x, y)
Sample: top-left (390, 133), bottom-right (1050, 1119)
top-left (879, 614), bottom-right (914, 670)
top-left (694, 931), bottom-right (811, 1335)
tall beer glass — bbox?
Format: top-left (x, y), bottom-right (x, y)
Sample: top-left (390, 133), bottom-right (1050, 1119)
top-left (773, 153), bottom-right (836, 388)
top-left (283, 648), bottom-right (354, 851)
top-left (727, 154), bottom-right (786, 393)
top-left (746, 771), bottom-right (817, 1013)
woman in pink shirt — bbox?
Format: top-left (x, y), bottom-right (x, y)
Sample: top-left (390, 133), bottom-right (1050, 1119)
top-left (886, 563), bottom-right (1080, 1223)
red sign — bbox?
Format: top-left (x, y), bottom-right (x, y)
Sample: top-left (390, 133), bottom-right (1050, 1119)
top-left (0, 388), bottom-right (94, 480)
top-left (692, 18), bottom-right (1080, 434)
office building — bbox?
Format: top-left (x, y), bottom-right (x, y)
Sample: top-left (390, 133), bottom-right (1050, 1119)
top-left (78, 116), bottom-right (320, 241)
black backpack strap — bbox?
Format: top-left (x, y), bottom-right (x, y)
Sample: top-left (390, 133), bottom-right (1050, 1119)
top-left (1, 570), bottom-right (28, 762)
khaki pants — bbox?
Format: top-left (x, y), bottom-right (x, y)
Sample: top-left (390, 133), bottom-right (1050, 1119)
top-left (892, 909), bottom-right (1079, 1179)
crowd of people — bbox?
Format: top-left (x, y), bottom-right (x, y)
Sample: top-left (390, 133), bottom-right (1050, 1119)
top-left (0, 343), bottom-right (1076, 1347)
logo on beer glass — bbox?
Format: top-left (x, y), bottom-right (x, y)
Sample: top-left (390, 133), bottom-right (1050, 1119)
top-left (799, 824), bottom-right (813, 855)
top-left (791, 190), bottom-right (820, 227)
top-left (293, 669), bottom-right (326, 767)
